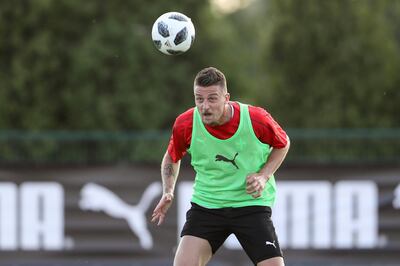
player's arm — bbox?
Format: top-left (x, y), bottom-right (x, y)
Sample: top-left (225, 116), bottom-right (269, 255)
top-left (258, 137), bottom-right (290, 180)
top-left (246, 138), bottom-right (290, 198)
top-left (161, 150), bottom-right (181, 196)
top-left (151, 112), bottom-right (190, 225)
top-left (246, 106), bottom-right (290, 198)
top-left (259, 138), bottom-right (290, 181)
top-left (152, 151), bottom-right (181, 226)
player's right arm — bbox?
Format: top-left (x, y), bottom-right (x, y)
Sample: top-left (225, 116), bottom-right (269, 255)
top-left (151, 109), bottom-right (193, 226)
top-left (151, 151), bottom-right (181, 226)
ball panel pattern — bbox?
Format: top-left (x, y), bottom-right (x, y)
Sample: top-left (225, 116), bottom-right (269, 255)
top-left (168, 14), bottom-right (188, 22)
top-left (167, 49), bottom-right (184, 55)
top-left (174, 27), bottom-right (188, 45)
top-left (157, 21), bottom-right (169, 38)
top-left (153, 40), bottom-right (162, 50)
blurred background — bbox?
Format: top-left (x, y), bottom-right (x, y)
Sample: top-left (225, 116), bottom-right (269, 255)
top-left (0, 0), bottom-right (399, 265)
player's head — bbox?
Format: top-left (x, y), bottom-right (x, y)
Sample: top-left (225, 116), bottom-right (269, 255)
top-left (193, 67), bottom-right (230, 126)
top-left (194, 67), bottom-right (227, 91)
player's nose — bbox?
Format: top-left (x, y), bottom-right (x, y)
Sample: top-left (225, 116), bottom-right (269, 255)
top-left (201, 101), bottom-right (210, 112)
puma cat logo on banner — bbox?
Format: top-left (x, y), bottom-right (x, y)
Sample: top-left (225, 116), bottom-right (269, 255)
top-left (79, 182), bottom-right (161, 249)
top-left (215, 152), bottom-right (239, 169)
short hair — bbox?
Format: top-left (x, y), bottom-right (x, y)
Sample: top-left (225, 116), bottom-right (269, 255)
top-left (194, 67), bottom-right (227, 90)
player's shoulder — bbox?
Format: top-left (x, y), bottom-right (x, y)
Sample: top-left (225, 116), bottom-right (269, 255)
top-left (246, 104), bottom-right (270, 119)
top-left (174, 107), bottom-right (195, 126)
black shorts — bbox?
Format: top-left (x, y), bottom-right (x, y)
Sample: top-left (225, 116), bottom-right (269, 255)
top-left (181, 202), bottom-right (283, 265)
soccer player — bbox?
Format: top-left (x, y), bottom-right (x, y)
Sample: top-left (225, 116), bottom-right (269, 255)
top-left (152, 67), bottom-right (290, 266)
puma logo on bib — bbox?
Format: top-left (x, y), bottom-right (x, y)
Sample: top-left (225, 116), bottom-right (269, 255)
top-left (215, 152), bottom-right (239, 169)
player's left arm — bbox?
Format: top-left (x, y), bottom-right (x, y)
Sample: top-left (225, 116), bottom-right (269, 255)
top-left (246, 106), bottom-right (290, 198)
top-left (246, 138), bottom-right (290, 198)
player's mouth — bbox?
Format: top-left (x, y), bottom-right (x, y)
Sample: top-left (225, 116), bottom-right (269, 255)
top-left (201, 112), bottom-right (214, 123)
top-left (202, 112), bottom-right (213, 119)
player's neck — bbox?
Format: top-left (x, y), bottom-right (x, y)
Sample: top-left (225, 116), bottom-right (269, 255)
top-left (215, 102), bottom-right (233, 126)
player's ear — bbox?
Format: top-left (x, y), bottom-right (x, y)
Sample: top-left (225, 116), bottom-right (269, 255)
top-left (225, 93), bottom-right (230, 102)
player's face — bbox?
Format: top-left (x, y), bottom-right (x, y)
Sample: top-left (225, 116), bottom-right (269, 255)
top-left (194, 85), bottom-right (230, 126)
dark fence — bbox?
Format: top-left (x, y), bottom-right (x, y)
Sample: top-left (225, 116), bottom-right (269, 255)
top-left (0, 128), bottom-right (399, 165)
top-left (288, 128), bottom-right (400, 164)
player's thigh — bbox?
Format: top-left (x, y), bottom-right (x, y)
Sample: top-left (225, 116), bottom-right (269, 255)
top-left (233, 207), bottom-right (283, 264)
top-left (174, 235), bottom-right (212, 266)
top-left (257, 256), bottom-right (284, 266)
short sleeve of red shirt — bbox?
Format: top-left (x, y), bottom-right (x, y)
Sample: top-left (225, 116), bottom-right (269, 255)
top-left (167, 108), bottom-right (194, 163)
top-left (248, 105), bottom-right (288, 149)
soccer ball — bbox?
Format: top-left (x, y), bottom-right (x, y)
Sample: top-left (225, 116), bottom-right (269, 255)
top-left (151, 12), bottom-right (195, 55)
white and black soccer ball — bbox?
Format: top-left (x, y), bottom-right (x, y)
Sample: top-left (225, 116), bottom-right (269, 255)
top-left (151, 12), bottom-right (195, 55)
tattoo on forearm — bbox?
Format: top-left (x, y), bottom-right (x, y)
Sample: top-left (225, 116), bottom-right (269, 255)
top-left (162, 163), bottom-right (175, 194)
top-left (162, 163), bottom-right (174, 177)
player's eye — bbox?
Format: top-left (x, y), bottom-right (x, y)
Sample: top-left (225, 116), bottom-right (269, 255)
top-left (208, 97), bottom-right (218, 102)
top-left (195, 97), bottom-right (203, 103)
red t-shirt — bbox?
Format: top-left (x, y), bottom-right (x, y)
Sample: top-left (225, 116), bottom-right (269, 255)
top-left (167, 101), bottom-right (288, 163)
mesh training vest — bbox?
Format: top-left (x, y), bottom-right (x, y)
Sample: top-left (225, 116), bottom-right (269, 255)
top-left (188, 102), bottom-right (277, 208)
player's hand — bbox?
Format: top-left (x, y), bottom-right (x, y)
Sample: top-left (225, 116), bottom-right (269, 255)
top-left (151, 192), bottom-right (174, 226)
top-left (246, 173), bottom-right (269, 198)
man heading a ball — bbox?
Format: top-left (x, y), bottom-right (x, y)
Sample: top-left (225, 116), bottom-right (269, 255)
top-left (152, 67), bottom-right (290, 266)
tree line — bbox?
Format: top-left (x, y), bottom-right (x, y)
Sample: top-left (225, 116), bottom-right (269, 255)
top-left (0, 0), bottom-right (399, 132)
